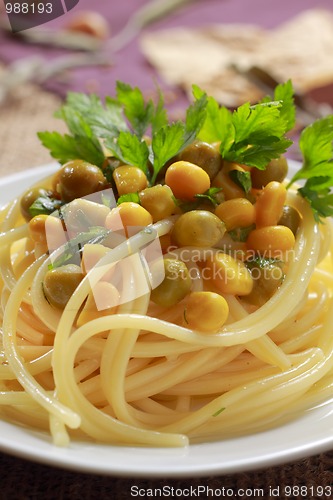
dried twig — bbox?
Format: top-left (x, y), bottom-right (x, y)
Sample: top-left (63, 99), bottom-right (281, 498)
top-left (107, 0), bottom-right (199, 51)
top-left (0, 53), bottom-right (110, 103)
top-left (0, 18), bottom-right (101, 51)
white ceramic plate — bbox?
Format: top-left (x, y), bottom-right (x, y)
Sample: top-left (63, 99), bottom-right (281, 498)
top-left (1, 163), bottom-right (333, 478)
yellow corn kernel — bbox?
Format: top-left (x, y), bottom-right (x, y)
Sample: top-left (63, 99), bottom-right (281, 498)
top-left (255, 181), bottom-right (287, 228)
top-left (28, 214), bottom-right (49, 243)
top-left (81, 243), bottom-right (111, 273)
top-left (77, 282), bottom-right (120, 327)
top-left (105, 202), bottom-right (153, 237)
top-left (29, 214), bottom-right (66, 252)
top-left (246, 225), bottom-right (295, 258)
top-left (113, 165), bottom-right (148, 195)
top-left (139, 184), bottom-right (178, 222)
top-left (215, 198), bottom-right (255, 231)
top-left (81, 243), bottom-right (115, 282)
top-left (184, 291), bottom-right (229, 332)
top-left (204, 252), bottom-right (253, 295)
top-left (165, 160), bottom-right (211, 201)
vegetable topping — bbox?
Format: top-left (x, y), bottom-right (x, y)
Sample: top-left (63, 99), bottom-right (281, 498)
top-left (21, 79), bottom-right (333, 326)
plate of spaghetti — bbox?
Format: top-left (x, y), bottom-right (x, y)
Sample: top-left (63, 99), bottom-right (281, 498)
top-left (0, 81), bottom-right (333, 477)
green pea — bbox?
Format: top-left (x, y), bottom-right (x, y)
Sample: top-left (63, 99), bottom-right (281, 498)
top-left (278, 205), bottom-right (301, 236)
top-left (43, 264), bottom-right (84, 309)
top-left (56, 160), bottom-right (107, 202)
top-left (177, 140), bottom-right (222, 180)
top-left (150, 258), bottom-right (191, 307)
top-left (171, 210), bottom-right (226, 248)
top-left (20, 187), bottom-right (52, 221)
top-left (245, 257), bottom-right (285, 306)
top-left (251, 156), bottom-right (288, 188)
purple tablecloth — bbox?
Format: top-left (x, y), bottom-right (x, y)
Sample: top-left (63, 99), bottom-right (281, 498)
top-left (1, 0), bottom-right (333, 102)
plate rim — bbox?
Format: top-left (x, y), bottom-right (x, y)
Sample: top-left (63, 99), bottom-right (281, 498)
top-left (0, 162), bottom-right (333, 478)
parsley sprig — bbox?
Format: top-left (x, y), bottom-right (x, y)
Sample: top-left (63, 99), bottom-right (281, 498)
top-left (38, 81), bottom-right (207, 185)
top-left (29, 192), bottom-right (64, 217)
top-left (194, 80), bottom-right (295, 169)
top-left (287, 116), bottom-right (333, 221)
top-left (38, 104), bottom-right (106, 168)
top-left (37, 79), bottom-right (333, 221)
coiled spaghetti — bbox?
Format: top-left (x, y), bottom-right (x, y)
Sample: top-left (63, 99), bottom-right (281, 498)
top-left (0, 172), bottom-right (332, 448)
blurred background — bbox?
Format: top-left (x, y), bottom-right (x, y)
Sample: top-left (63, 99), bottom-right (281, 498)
top-left (0, 0), bottom-right (333, 174)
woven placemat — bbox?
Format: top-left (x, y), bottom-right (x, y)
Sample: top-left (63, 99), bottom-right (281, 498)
top-left (0, 79), bottom-right (65, 177)
top-left (0, 449), bottom-right (332, 500)
top-left (0, 82), bottom-right (333, 499)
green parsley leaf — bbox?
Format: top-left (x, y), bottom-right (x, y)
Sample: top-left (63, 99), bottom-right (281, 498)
top-left (195, 85), bottom-right (293, 169)
top-left (194, 85), bottom-right (233, 144)
top-left (182, 92), bottom-right (207, 148)
top-left (298, 180), bottom-right (333, 221)
top-left (150, 88), bottom-right (168, 134)
top-left (233, 101), bottom-right (285, 142)
top-left (106, 131), bottom-right (150, 174)
top-left (149, 92), bottom-right (207, 184)
top-left (50, 226), bottom-right (110, 269)
top-left (29, 194), bottom-right (64, 217)
top-left (289, 116), bottom-right (333, 183)
top-left (37, 131), bottom-right (81, 165)
top-left (222, 101), bottom-right (292, 169)
top-left (173, 187), bottom-right (223, 212)
top-left (260, 79), bottom-right (295, 133)
top-left (287, 116), bottom-right (333, 221)
top-left (61, 92), bottom-right (127, 139)
top-left (39, 106), bottom-right (106, 168)
top-left (229, 224), bottom-right (255, 242)
top-left (151, 122), bottom-right (185, 183)
top-left (175, 200), bottom-right (199, 212)
top-left (245, 256), bottom-right (283, 271)
top-left (116, 81), bottom-right (154, 138)
top-left (228, 170), bottom-right (252, 193)
top-left (194, 187), bottom-right (223, 207)
top-left (117, 192), bottom-right (141, 205)
top-left (273, 80), bottom-right (296, 132)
